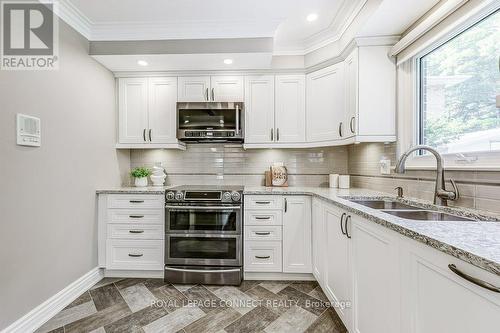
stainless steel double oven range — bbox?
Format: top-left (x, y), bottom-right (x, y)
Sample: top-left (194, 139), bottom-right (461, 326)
top-left (164, 186), bottom-right (243, 285)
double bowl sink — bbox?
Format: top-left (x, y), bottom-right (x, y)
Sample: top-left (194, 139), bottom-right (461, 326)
top-left (347, 199), bottom-right (474, 222)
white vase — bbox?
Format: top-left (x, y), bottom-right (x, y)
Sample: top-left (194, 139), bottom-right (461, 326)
top-left (134, 177), bottom-right (148, 187)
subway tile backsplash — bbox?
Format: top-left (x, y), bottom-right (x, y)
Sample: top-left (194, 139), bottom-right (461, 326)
top-left (130, 144), bottom-right (348, 187)
top-left (349, 143), bottom-right (500, 215)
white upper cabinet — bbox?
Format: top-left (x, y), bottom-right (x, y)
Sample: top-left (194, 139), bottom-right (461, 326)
top-left (282, 196), bottom-right (312, 273)
top-left (306, 63), bottom-right (345, 143)
top-left (275, 75), bottom-right (306, 143)
top-left (355, 46), bottom-right (396, 140)
top-left (211, 76), bottom-right (244, 102)
top-left (177, 76), bottom-right (211, 102)
top-left (344, 48), bottom-right (358, 138)
top-left (118, 77), bottom-right (181, 148)
top-left (178, 76), bottom-right (244, 102)
top-left (148, 77), bottom-right (178, 143)
top-left (244, 75), bottom-right (275, 144)
top-left (118, 78), bottom-right (149, 144)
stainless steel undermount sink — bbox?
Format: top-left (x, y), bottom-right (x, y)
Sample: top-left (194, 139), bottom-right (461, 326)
top-left (349, 199), bottom-right (420, 210)
top-left (381, 210), bottom-right (474, 221)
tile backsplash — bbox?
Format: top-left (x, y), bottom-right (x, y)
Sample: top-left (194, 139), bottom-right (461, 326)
top-left (130, 144), bottom-right (348, 187)
top-left (348, 143), bottom-right (500, 215)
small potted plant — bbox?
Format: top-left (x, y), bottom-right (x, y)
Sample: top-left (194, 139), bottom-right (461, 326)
top-left (130, 167), bottom-right (152, 187)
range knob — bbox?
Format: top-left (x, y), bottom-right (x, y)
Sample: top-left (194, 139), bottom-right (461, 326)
top-left (166, 191), bottom-right (175, 200)
top-left (231, 191), bottom-right (241, 202)
top-left (223, 192), bottom-right (232, 201)
top-left (175, 192), bottom-right (184, 201)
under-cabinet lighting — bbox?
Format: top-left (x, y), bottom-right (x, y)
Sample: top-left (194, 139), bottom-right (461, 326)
top-left (137, 60), bottom-right (148, 66)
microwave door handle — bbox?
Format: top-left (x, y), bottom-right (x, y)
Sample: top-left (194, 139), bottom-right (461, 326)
top-left (235, 105), bottom-right (240, 135)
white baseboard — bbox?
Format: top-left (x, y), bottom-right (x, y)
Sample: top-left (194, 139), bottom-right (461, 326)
top-left (244, 272), bottom-right (316, 281)
top-left (2, 267), bottom-right (103, 333)
top-left (104, 269), bottom-right (163, 278)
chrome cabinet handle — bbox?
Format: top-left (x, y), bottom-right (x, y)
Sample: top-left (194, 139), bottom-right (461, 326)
top-left (340, 213), bottom-right (346, 235)
top-left (345, 215), bottom-right (352, 239)
top-left (350, 116), bottom-right (355, 133)
top-left (255, 232), bottom-right (271, 236)
top-left (339, 122), bottom-right (343, 137)
top-left (255, 255), bottom-right (271, 259)
top-left (129, 215), bottom-right (144, 218)
top-left (277, 128), bottom-right (280, 141)
top-left (148, 129), bottom-right (152, 141)
top-left (205, 88), bottom-right (209, 101)
top-left (235, 105), bottom-right (240, 135)
top-left (143, 129), bottom-right (146, 141)
top-left (128, 253), bottom-right (143, 257)
top-left (129, 200), bottom-right (144, 203)
top-left (255, 216), bottom-right (271, 220)
top-left (211, 88), bottom-right (215, 101)
top-left (448, 264), bottom-right (500, 293)
top-left (129, 230), bottom-right (144, 234)
top-left (284, 198), bottom-right (288, 212)
top-left (271, 128), bottom-right (274, 141)
top-left (255, 201), bottom-right (271, 204)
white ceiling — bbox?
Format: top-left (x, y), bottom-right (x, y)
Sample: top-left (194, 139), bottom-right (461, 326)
top-left (64, 0), bottom-right (366, 54)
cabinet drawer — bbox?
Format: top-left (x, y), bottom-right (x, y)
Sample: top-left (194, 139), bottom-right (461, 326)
top-left (244, 241), bottom-right (282, 272)
top-left (107, 224), bottom-right (163, 240)
top-left (106, 239), bottom-right (163, 270)
top-left (107, 209), bottom-right (163, 224)
top-left (107, 194), bottom-right (164, 209)
top-left (244, 195), bottom-right (283, 210)
top-left (245, 226), bottom-right (282, 241)
top-left (245, 210), bottom-right (282, 226)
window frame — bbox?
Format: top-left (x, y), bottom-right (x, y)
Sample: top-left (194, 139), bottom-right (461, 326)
top-left (404, 7), bottom-right (500, 170)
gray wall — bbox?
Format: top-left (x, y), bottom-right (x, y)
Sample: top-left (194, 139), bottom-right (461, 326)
top-left (0, 21), bottom-right (129, 329)
top-left (348, 143), bottom-right (500, 215)
top-left (130, 145), bottom-right (349, 187)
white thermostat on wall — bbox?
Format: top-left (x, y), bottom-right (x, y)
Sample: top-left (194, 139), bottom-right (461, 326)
top-left (17, 114), bottom-right (41, 147)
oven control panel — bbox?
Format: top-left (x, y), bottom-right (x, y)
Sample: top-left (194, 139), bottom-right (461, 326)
top-left (165, 190), bottom-right (242, 203)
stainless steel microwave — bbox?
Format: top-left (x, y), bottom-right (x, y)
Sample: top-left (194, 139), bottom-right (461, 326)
top-left (177, 102), bottom-right (244, 143)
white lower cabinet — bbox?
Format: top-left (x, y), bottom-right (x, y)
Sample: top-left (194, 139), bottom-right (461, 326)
top-left (98, 193), bottom-right (165, 273)
top-left (323, 203), bottom-right (352, 329)
top-left (244, 241), bottom-right (283, 272)
top-left (350, 215), bottom-right (400, 333)
top-left (283, 196), bottom-right (312, 273)
top-left (400, 238), bottom-right (500, 333)
top-left (312, 198), bottom-right (325, 281)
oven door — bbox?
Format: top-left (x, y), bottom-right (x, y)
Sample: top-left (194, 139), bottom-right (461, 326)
top-left (165, 234), bottom-right (241, 266)
top-left (166, 205), bottom-right (241, 234)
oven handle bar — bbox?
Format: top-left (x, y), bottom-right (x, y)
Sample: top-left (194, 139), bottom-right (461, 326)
top-left (165, 205), bottom-right (241, 210)
top-left (165, 267), bottom-right (241, 274)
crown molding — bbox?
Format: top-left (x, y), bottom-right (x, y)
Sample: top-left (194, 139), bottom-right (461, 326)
top-left (273, 0), bottom-right (368, 56)
top-left (58, 0), bottom-right (92, 39)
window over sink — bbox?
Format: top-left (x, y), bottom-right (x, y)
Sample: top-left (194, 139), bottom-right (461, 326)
top-left (418, 10), bottom-right (500, 155)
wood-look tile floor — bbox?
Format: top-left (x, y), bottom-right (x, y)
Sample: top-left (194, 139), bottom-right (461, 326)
top-left (36, 278), bottom-right (348, 333)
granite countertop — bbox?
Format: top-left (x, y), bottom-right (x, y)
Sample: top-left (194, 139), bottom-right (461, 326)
top-left (96, 185), bottom-right (500, 276)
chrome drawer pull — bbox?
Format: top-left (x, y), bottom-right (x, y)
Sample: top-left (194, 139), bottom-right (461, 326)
top-left (255, 255), bottom-right (271, 259)
top-left (255, 216), bottom-right (271, 220)
top-left (129, 200), bottom-right (144, 203)
top-left (129, 230), bottom-right (145, 234)
top-left (255, 201), bottom-right (271, 204)
top-left (255, 232), bottom-right (271, 236)
top-left (128, 253), bottom-right (143, 257)
top-left (129, 215), bottom-right (144, 218)
top-left (448, 264), bottom-right (500, 293)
